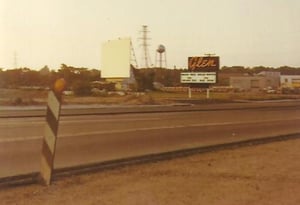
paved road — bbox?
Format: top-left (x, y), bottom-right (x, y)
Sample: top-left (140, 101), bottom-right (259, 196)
top-left (1, 100), bottom-right (300, 117)
top-left (0, 103), bottom-right (300, 178)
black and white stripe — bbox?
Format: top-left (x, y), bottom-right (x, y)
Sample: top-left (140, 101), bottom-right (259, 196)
top-left (40, 90), bottom-right (62, 185)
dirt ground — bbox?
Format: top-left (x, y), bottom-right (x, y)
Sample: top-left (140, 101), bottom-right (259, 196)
top-left (0, 139), bottom-right (300, 205)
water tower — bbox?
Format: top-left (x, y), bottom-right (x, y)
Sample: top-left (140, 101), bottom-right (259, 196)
top-left (155, 44), bottom-right (167, 68)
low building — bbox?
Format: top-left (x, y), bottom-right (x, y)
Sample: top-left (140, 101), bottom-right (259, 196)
top-left (257, 71), bottom-right (280, 88)
top-left (230, 71), bottom-right (280, 91)
top-left (230, 76), bottom-right (266, 91)
top-left (280, 75), bottom-right (300, 88)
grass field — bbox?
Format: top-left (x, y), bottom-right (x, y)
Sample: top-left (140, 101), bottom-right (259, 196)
top-left (0, 88), bottom-right (300, 106)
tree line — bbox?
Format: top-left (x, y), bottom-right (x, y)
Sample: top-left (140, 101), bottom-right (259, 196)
top-left (220, 66), bottom-right (300, 75)
top-left (0, 65), bottom-right (299, 93)
top-left (134, 66), bottom-right (300, 90)
top-left (0, 64), bottom-right (101, 91)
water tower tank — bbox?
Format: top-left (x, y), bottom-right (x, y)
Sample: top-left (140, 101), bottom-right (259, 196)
top-left (155, 44), bottom-right (167, 68)
top-left (156, 44), bottom-right (166, 53)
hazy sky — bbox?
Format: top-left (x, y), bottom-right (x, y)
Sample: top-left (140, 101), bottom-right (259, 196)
top-left (1, 0), bottom-right (299, 70)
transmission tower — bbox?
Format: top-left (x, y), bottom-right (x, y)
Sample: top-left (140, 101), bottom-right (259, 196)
top-left (130, 41), bottom-right (138, 68)
top-left (139, 25), bottom-right (152, 68)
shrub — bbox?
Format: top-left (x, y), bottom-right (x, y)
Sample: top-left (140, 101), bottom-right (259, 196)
top-left (72, 81), bottom-right (91, 96)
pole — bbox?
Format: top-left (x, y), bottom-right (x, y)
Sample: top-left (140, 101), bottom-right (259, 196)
top-left (206, 88), bottom-right (210, 99)
top-left (188, 87), bottom-right (192, 99)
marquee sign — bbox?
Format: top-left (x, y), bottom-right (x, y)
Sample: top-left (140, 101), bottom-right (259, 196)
top-left (181, 72), bottom-right (217, 84)
top-left (188, 56), bottom-right (219, 72)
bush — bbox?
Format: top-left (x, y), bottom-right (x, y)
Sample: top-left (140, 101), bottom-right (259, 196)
top-left (72, 81), bottom-right (91, 96)
top-left (91, 88), bottom-right (108, 97)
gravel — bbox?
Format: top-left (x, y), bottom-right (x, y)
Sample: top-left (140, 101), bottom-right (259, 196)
top-left (1, 139), bottom-right (300, 205)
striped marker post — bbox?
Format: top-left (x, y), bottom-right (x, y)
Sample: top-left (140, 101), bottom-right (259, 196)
top-left (40, 78), bottom-right (66, 185)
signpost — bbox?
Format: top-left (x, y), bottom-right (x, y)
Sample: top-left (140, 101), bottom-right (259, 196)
top-left (40, 78), bottom-right (66, 186)
top-left (181, 56), bottom-right (220, 98)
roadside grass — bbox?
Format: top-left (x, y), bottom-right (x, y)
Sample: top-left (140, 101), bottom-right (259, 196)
top-left (0, 88), bottom-right (48, 105)
top-left (150, 90), bottom-right (300, 102)
top-left (0, 88), bottom-right (299, 106)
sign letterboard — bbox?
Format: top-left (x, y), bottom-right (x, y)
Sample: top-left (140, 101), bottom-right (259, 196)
top-left (181, 72), bottom-right (217, 84)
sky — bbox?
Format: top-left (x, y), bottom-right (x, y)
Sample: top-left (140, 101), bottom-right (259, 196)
top-left (0, 0), bottom-right (300, 70)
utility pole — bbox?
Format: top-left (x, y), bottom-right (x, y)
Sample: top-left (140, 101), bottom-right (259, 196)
top-left (204, 53), bottom-right (216, 57)
top-left (14, 51), bottom-right (18, 68)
